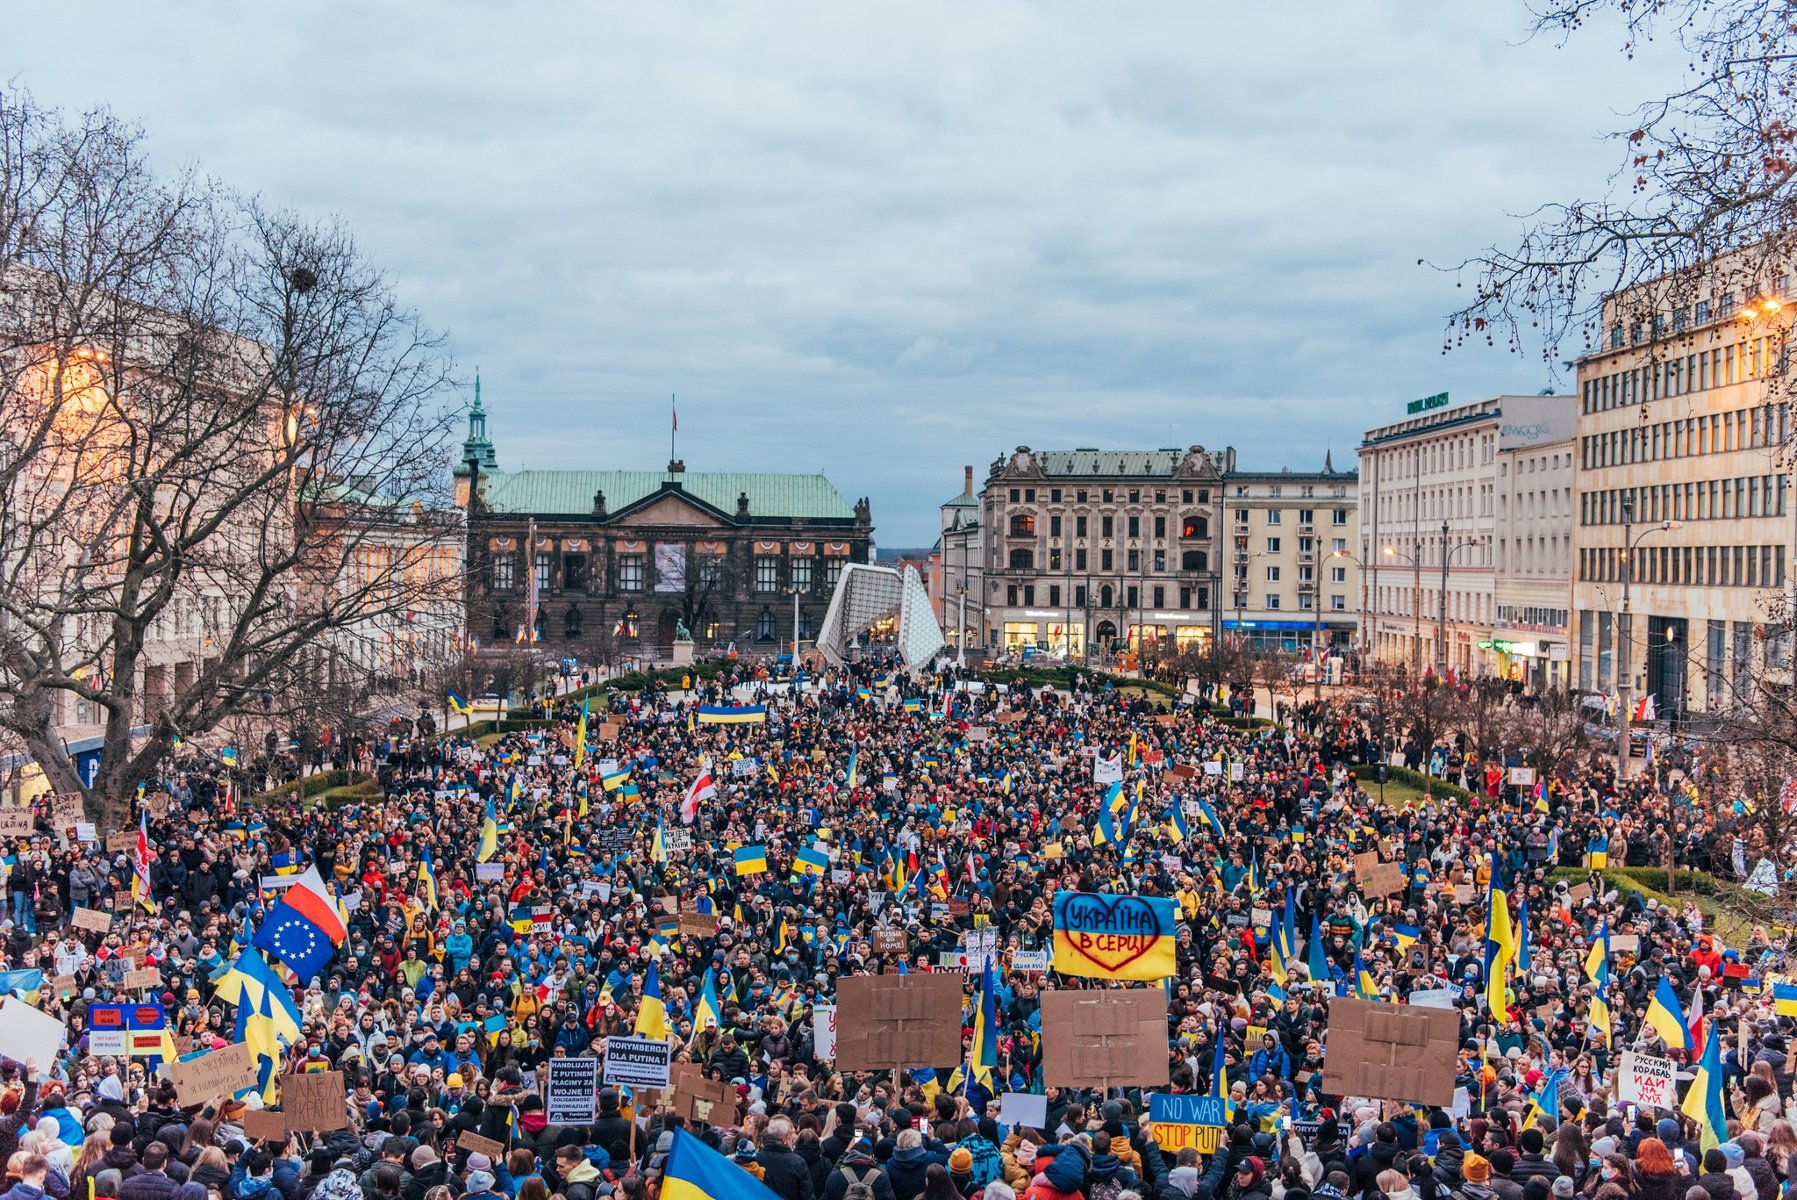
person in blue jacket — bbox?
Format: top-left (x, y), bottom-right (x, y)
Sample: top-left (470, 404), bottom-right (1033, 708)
top-left (1247, 1032), bottom-right (1292, 1080)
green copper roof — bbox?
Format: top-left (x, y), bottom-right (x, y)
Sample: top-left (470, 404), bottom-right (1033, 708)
top-left (941, 492), bottom-right (978, 508)
top-left (479, 470), bottom-right (857, 521)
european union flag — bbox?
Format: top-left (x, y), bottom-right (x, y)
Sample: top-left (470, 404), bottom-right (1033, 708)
top-left (250, 904), bottom-right (336, 984)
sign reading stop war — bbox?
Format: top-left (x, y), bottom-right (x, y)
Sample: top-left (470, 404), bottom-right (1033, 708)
top-left (1617, 1051), bottom-right (1675, 1109)
top-left (1051, 891), bottom-right (1178, 981)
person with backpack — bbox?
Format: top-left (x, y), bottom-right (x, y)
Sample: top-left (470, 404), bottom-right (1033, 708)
top-left (825, 1142), bottom-right (896, 1200)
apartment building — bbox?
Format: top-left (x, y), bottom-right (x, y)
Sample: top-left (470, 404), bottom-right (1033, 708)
top-left (1571, 261), bottom-right (1793, 716)
top-left (973, 446), bottom-right (1227, 659)
top-left (1492, 412), bottom-right (1576, 690)
top-left (1223, 457), bottom-right (1359, 655)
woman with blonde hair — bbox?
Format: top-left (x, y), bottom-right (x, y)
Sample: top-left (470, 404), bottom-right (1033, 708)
top-left (1762, 1121), bottom-right (1797, 1177)
top-left (68, 1130), bottom-right (112, 1200)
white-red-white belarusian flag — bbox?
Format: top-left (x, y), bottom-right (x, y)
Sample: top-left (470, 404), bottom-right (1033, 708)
top-left (680, 768), bottom-right (717, 824)
top-left (131, 808), bottom-right (155, 913)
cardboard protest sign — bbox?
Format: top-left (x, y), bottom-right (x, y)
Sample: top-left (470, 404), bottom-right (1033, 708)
top-left (281, 1070), bottom-right (348, 1131)
top-left (1353, 851), bottom-right (1381, 879)
top-left (1051, 891), bottom-right (1178, 981)
top-left (832, 973), bottom-right (963, 1072)
top-left (1617, 1051), bottom-right (1675, 1108)
top-left (240, 1110), bottom-right (288, 1141)
top-left (1041, 988), bottom-right (1169, 1088)
top-left (545, 1057), bottom-right (600, 1124)
top-left (122, 968), bottom-right (162, 992)
top-left (70, 907), bottom-right (113, 933)
top-left (49, 793), bottom-right (85, 829)
top-left (667, 1063), bottom-right (738, 1126)
top-left (1148, 1093), bottom-right (1227, 1155)
top-left (1358, 862), bottom-right (1407, 897)
top-left (166, 1042), bottom-right (259, 1104)
top-left (812, 1005), bottom-right (837, 1060)
top-left (597, 722), bottom-right (621, 741)
top-left (0, 808), bottom-right (32, 836)
top-left (458, 1131), bottom-right (507, 1162)
top-left (1321, 997), bottom-right (1458, 1106)
top-left (1610, 933), bottom-right (1641, 957)
top-left (106, 832), bottom-right (139, 854)
top-left (678, 912), bottom-right (719, 938)
top-left (870, 928), bottom-right (908, 955)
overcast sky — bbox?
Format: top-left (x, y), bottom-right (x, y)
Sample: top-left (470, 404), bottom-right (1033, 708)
top-left (5, 4), bottom-right (1672, 545)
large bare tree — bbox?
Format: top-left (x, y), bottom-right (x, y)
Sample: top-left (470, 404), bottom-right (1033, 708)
top-left (0, 92), bottom-right (456, 828)
top-left (1447, 0), bottom-right (1797, 389)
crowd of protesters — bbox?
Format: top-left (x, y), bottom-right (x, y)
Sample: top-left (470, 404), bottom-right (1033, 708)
top-left (0, 658), bottom-right (1787, 1200)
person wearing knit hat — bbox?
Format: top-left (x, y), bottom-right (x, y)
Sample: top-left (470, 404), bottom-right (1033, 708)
top-left (949, 1148), bottom-right (974, 1178)
top-left (1550, 1179), bottom-right (1576, 1200)
top-left (1463, 1154), bottom-right (1491, 1186)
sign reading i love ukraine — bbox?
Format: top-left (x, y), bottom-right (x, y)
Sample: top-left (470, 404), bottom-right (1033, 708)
top-left (1051, 891), bottom-right (1179, 980)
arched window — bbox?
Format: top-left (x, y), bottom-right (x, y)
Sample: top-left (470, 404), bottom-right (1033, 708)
top-left (1008, 548), bottom-right (1034, 569)
top-left (756, 608), bottom-right (777, 641)
top-left (1095, 620), bottom-right (1117, 647)
top-left (1009, 513), bottom-right (1036, 537)
top-left (1100, 584), bottom-right (1114, 608)
top-left (1182, 550), bottom-right (1208, 572)
top-left (1182, 516), bottom-right (1208, 540)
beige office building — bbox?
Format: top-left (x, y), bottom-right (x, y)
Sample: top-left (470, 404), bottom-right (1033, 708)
top-left (1359, 394), bottom-right (1577, 677)
top-left (1571, 268), bottom-right (1793, 716)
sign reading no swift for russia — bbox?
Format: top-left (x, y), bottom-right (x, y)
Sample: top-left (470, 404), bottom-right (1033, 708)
top-left (1051, 891), bottom-right (1178, 981)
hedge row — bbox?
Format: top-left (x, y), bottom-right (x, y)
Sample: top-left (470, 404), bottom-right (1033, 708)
top-left (246, 769), bottom-right (352, 807)
top-left (606, 662), bottom-right (729, 692)
top-left (1350, 761), bottom-right (1476, 802)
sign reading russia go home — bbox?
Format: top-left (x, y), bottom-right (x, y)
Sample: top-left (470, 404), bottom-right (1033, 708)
top-left (602, 1036), bottom-right (671, 1088)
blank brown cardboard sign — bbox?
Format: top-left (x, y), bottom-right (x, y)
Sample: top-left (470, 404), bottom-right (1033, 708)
top-left (1352, 851), bottom-right (1380, 878)
top-left (1041, 988), bottom-right (1170, 1089)
top-left (1321, 996), bottom-right (1458, 1106)
top-left (669, 1064), bottom-right (738, 1127)
top-left (240, 1110), bottom-right (289, 1142)
top-left (280, 1070), bottom-right (347, 1131)
top-left (833, 973), bottom-right (963, 1071)
top-left (458, 1131), bottom-right (506, 1161)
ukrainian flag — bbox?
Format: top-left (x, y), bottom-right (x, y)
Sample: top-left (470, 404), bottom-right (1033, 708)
top-left (1390, 922), bottom-right (1421, 952)
top-left (1586, 837), bottom-right (1609, 869)
top-left (601, 767), bottom-right (633, 792)
top-left (1166, 806), bottom-right (1190, 844)
top-left (796, 845), bottom-right (830, 875)
top-left (213, 950), bottom-right (303, 1042)
top-left (734, 845), bottom-right (768, 876)
top-left (418, 848), bottom-right (439, 911)
top-left (270, 848), bottom-right (303, 876)
top-left (1682, 1020), bottom-right (1726, 1151)
top-left (903, 697), bottom-right (923, 713)
top-left (664, 1128), bottom-right (779, 1200)
top-left (773, 918), bottom-right (790, 955)
top-left (1193, 797), bottom-right (1225, 837)
top-left (1353, 945), bottom-right (1375, 998)
top-left (1483, 852), bottom-right (1515, 1019)
top-left (1094, 781), bottom-right (1124, 844)
top-left (696, 704), bottom-right (767, 725)
top-left (1645, 976), bottom-right (1693, 1051)
top-left (1773, 982), bottom-right (1797, 1017)
top-left (220, 746), bottom-right (239, 766)
top-left (1584, 916), bottom-right (1610, 982)
top-left (651, 820), bottom-right (668, 864)
top-left (477, 798), bottom-right (499, 864)
top-left (573, 699), bottom-right (589, 770)
top-left (845, 747), bottom-right (859, 791)
top-left (693, 968), bottom-right (724, 1034)
top-left (969, 956), bottom-right (998, 1089)
top-left (635, 961), bottom-right (670, 1042)
top-left (482, 1013), bottom-right (508, 1047)
top-left (447, 691), bottom-right (473, 716)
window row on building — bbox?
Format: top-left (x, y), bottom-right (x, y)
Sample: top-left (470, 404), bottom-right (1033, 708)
top-left (1579, 475), bottom-right (1788, 526)
top-left (1577, 543), bottom-right (1786, 589)
top-left (1001, 547), bottom-right (1213, 572)
top-left (488, 542), bottom-right (853, 595)
top-left (1001, 581), bottom-right (1216, 610)
top-left (1579, 402), bottom-right (1788, 468)
top-left (1005, 511), bottom-right (1210, 540)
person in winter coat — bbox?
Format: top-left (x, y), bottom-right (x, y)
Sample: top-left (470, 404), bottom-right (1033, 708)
top-left (590, 1093), bottom-right (635, 1167)
top-left (1351, 1128), bottom-right (1403, 1200)
top-left (1232, 1158), bottom-right (1274, 1200)
top-left (1732, 1135), bottom-right (1776, 1200)
top-left (2, 1154), bottom-right (50, 1200)
top-left (954, 1123), bottom-right (1005, 1192)
top-left (1021, 1143), bottom-right (1085, 1200)
top-left (1138, 1138), bottom-right (1228, 1200)
top-left (756, 1119), bottom-right (815, 1200)
top-left (1694, 1150), bottom-right (1739, 1200)
top-left (400, 1147), bottom-right (462, 1200)
top-left (1483, 1152), bottom-right (1522, 1200)
top-left (824, 1141), bottom-right (896, 1200)
top-left (232, 1152), bottom-right (300, 1200)
top-left (1085, 1135), bottom-right (1141, 1200)
top-left (1507, 1133), bottom-right (1557, 1191)
top-left (1626, 1140), bottom-right (1682, 1200)
top-left (888, 1132), bottom-right (951, 1200)
top-left (119, 1145), bottom-right (178, 1200)
top-left (1452, 1154), bottom-right (1496, 1200)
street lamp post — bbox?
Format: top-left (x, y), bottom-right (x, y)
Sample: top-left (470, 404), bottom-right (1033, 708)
top-left (1426, 522), bottom-right (1483, 677)
top-left (1616, 499), bottom-right (1683, 778)
top-left (1381, 541), bottom-right (1422, 678)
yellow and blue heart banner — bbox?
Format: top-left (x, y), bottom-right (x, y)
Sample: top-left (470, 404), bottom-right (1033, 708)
top-left (1051, 890), bottom-right (1179, 981)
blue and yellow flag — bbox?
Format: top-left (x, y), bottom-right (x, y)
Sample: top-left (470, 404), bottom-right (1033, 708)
top-left (663, 1128), bottom-right (783, 1200)
top-left (447, 691), bottom-right (473, 716)
top-left (796, 845), bottom-right (830, 876)
top-left (1051, 891), bottom-right (1178, 981)
top-left (477, 798), bottom-right (499, 864)
top-left (601, 767), bottom-right (633, 793)
top-left (635, 961), bottom-right (670, 1042)
top-left (1483, 852), bottom-right (1514, 1019)
top-left (1774, 982), bottom-right (1797, 1017)
top-left (693, 968), bottom-right (724, 1035)
top-left (573, 699), bottom-right (589, 770)
top-left (1646, 976), bottom-right (1692, 1051)
top-left (1390, 922), bottom-right (1421, 952)
top-left (968, 955), bottom-right (998, 1090)
top-left (1682, 1019), bottom-right (1726, 1151)
top-left (418, 848), bottom-right (439, 911)
top-left (696, 704), bottom-right (767, 725)
top-left (734, 845), bottom-right (769, 876)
